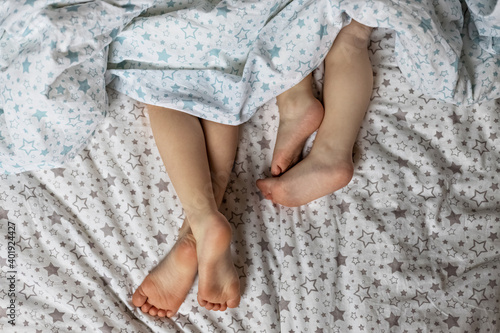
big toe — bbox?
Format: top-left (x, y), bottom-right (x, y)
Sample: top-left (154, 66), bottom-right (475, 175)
top-left (271, 150), bottom-right (297, 176)
top-left (271, 163), bottom-right (283, 177)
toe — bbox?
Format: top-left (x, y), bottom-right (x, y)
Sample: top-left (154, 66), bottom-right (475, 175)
top-left (148, 306), bottom-right (158, 316)
top-left (271, 163), bottom-right (283, 177)
top-left (166, 310), bottom-right (175, 318)
top-left (219, 303), bottom-right (228, 311)
top-left (205, 302), bottom-right (215, 310)
top-left (212, 303), bottom-right (221, 311)
top-left (141, 302), bottom-right (153, 313)
top-left (157, 309), bottom-right (167, 318)
top-left (132, 285), bottom-right (148, 307)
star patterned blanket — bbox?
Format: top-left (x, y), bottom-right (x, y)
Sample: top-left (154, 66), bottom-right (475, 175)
top-left (1, 0), bottom-right (500, 174)
top-left (1, 28), bottom-right (500, 333)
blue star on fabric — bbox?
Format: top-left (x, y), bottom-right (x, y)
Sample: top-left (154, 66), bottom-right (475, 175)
top-left (182, 100), bottom-right (196, 110)
top-left (211, 78), bottom-right (224, 94)
top-left (209, 49), bottom-right (221, 57)
top-left (66, 4), bottom-right (80, 11)
top-left (316, 24), bottom-right (328, 40)
top-left (268, 45), bottom-right (281, 59)
top-left (157, 49), bottom-right (171, 62)
top-left (61, 145), bottom-right (73, 155)
top-left (56, 85), bottom-right (66, 94)
top-left (419, 18), bottom-right (432, 33)
top-left (78, 79), bottom-right (91, 94)
top-left (136, 87), bottom-right (146, 99)
top-left (236, 28), bottom-right (249, 43)
top-left (295, 60), bottom-right (312, 76)
top-left (22, 58), bottom-right (31, 73)
top-left (33, 110), bottom-right (47, 121)
top-left (216, 6), bottom-right (230, 17)
top-left (114, 36), bottom-right (126, 45)
top-left (20, 139), bottom-right (37, 155)
top-left (65, 50), bottom-right (79, 64)
top-left (181, 22), bottom-right (198, 39)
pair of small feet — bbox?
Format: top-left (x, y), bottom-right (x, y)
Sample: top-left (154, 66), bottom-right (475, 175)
top-left (132, 212), bottom-right (240, 318)
top-left (256, 88), bottom-right (354, 207)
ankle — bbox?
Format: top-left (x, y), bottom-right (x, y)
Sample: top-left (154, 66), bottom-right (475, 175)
top-left (189, 211), bottom-right (232, 247)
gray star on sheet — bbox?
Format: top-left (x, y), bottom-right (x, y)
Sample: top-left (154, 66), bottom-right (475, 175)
top-left (281, 242), bottom-right (295, 257)
top-left (51, 168), bottom-right (66, 177)
top-left (335, 252), bottom-right (347, 266)
top-left (155, 179), bottom-right (170, 192)
top-left (44, 263), bottom-right (60, 276)
top-left (443, 315), bottom-right (460, 329)
top-left (395, 157), bottom-right (409, 168)
top-left (385, 312), bottom-right (400, 328)
top-left (447, 162), bottom-right (462, 174)
top-left (0, 207), bottom-right (8, 220)
top-left (49, 309), bottom-right (65, 323)
top-left (153, 230), bottom-right (168, 245)
top-left (337, 200), bottom-right (350, 214)
top-left (330, 307), bottom-right (344, 321)
top-left (387, 258), bottom-right (403, 273)
top-left (305, 224), bottom-right (322, 241)
top-left (104, 174), bottom-right (117, 187)
top-left (443, 263), bottom-right (458, 277)
top-left (257, 238), bottom-right (269, 252)
top-left (392, 208), bottom-right (406, 219)
top-left (279, 297), bottom-right (290, 311)
top-left (446, 211), bottom-right (461, 226)
top-left (393, 108), bottom-right (408, 121)
top-left (448, 112), bottom-right (462, 124)
top-left (99, 322), bottom-right (114, 333)
top-left (100, 274), bottom-right (112, 286)
top-left (48, 211), bottom-right (63, 225)
top-left (106, 124), bottom-right (118, 137)
top-left (100, 223), bottom-right (115, 237)
top-left (257, 290), bottom-right (272, 306)
top-left (257, 136), bottom-right (271, 150)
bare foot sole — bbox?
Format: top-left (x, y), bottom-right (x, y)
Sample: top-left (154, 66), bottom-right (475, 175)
top-left (257, 147), bottom-right (354, 207)
top-left (191, 212), bottom-right (240, 311)
top-left (132, 223), bottom-right (198, 318)
top-left (272, 85), bottom-right (324, 176)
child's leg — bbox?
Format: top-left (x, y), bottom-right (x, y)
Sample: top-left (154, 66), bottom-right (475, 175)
top-left (271, 74), bottom-right (324, 176)
top-left (132, 106), bottom-right (240, 316)
top-left (197, 119), bottom-right (240, 311)
top-left (257, 20), bottom-right (373, 206)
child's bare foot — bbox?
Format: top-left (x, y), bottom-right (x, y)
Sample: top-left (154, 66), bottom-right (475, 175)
top-left (257, 145), bottom-right (353, 207)
top-left (190, 211), bottom-right (240, 311)
top-left (132, 222), bottom-right (198, 318)
top-left (272, 82), bottom-right (324, 176)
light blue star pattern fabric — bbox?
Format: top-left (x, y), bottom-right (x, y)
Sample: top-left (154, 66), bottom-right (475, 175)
top-left (465, 0), bottom-right (500, 54)
top-left (1, 0), bottom-right (500, 174)
top-left (0, 0), bottom-right (153, 174)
